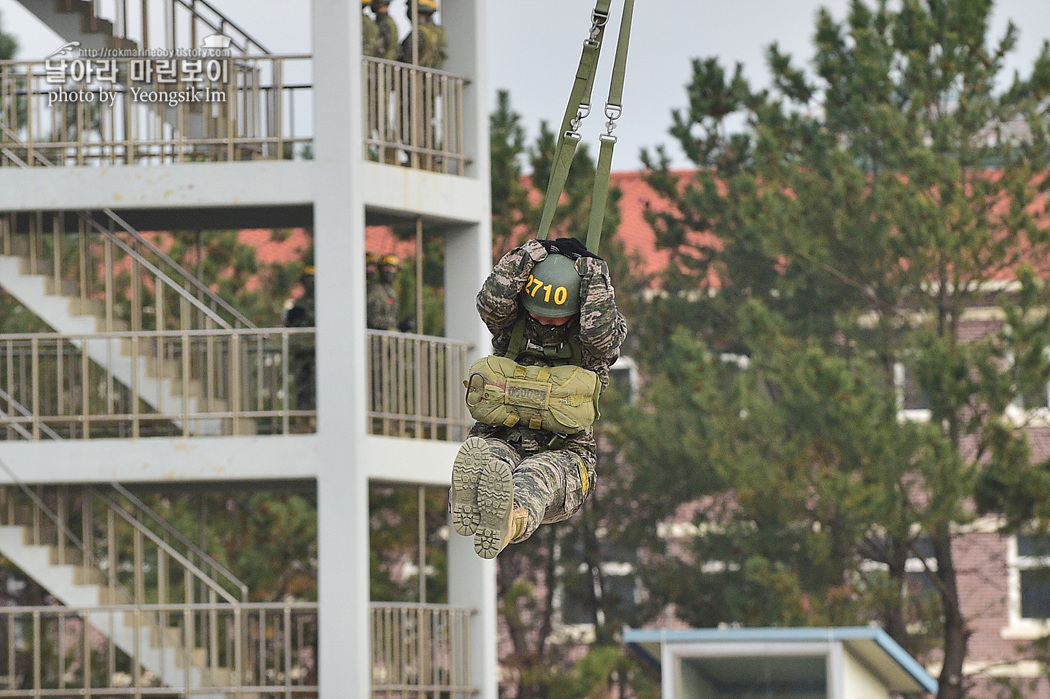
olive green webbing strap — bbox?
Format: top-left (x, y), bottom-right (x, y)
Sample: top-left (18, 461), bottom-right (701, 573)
top-left (586, 0), bottom-right (635, 253)
top-left (537, 0), bottom-right (612, 241)
top-left (506, 318), bottom-right (527, 362)
top-left (505, 317), bottom-right (584, 366)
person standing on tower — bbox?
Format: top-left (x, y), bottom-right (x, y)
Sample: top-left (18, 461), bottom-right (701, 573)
top-left (367, 254), bottom-right (401, 331)
top-left (371, 0), bottom-right (399, 60)
top-left (398, 0), bottom-right (448, 169)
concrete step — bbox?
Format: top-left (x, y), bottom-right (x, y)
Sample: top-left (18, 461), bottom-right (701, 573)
top-left (0, 525), bottom-right (235, 694)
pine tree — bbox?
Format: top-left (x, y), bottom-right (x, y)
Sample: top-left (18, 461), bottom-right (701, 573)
top-left (622, 1), bottom-right (1050, 697)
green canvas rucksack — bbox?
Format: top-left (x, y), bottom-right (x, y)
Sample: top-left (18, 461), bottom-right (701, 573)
top-left (464, 356), bottom-right (601, 435)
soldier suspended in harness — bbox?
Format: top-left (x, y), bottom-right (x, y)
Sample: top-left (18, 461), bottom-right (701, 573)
top-left (451, 0), bottom-right (635, 560)
top-left (451, 237), bottom-right (627, 559)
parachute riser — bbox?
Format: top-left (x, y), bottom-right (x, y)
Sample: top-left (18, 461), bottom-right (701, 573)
top-left (537, 0), bottom-right (635, 257)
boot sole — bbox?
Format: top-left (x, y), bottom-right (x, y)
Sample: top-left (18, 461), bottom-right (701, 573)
top-left (451, 437), bottom-right (488, 536)
top-left (474, 460), bottom-right (513, 559)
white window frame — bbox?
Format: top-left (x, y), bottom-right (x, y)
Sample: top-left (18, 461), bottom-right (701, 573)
top-left (893, 361), bottom-right (932, 423)
top-left (1004, 535), bottom-right (1050, 639)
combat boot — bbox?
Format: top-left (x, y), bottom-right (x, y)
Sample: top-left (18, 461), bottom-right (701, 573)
top-left (474, 461), bottom-right (528, 559)
top-left (451, 436), bottom-right (488, 536)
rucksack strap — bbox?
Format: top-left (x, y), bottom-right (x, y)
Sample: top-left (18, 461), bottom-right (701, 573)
top-left (505, 317), bottom-right (584, 366)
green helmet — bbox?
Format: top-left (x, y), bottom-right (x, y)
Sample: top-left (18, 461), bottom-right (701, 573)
top-left (417, 0), bottom-right (438, 13)
top-left (521, 254), bottom-right (581, 318)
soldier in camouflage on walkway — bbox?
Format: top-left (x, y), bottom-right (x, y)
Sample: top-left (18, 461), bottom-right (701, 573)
top-left (361, 0), bottom-right (380, 58)
top-left (371, 0), bottom-right (399, 60)
top-left (367, 254), bottom-right (401, 331)
top-left (283, 265), bottom-right (317, 413)
top-left (451, 238), bottom-right (628, 559)
top-left (398, 0), bottom-right (448, 169)
top-left (398, 0), bottom-right (447, 69)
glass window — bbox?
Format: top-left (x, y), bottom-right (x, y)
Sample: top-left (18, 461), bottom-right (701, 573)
top-left (1014, 535), bottom-right (1050, 622)
top-left (1020, 569), bottom-right (1050, 620)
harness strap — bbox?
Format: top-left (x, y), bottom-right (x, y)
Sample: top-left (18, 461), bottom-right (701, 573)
top-left (537, 0), bottom-right (635, 256)
top-left (537, 0), bottom-right (612, 241)
top-left (505, 317), bottom-right (584, 366)
top-left (507, 317), bottom-right (528, 361)
top-left (587, 0), bottom-right (635, 252)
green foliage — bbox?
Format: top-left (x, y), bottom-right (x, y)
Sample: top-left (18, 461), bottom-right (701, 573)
top-left (622, 1), bottom-right (1050, 696)
top-left (161, 230), bottom-right (304, 326)
top-left (0, 12), bottom-right (17, 61)
top-left (147, 491), bottom-right (318, 602)
top-left (369, 485), bottom-right (448, 603)
top-left (0, 288), bottom-right (51, 332)
top-left (385, 231), bottom-right (446, 334)
top-left (490, 89), bottom-right (534, 253)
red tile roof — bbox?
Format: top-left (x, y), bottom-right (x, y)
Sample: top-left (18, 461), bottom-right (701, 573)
top-left (236, 226), bottom-right (417, 267)
top-left (610, 170), bottom-right (724, 287)
top-left (235, 168), bottom-right (1047, 289)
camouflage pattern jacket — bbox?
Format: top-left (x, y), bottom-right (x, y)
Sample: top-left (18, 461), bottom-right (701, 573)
top-left (375, 14), bottom-right (400, 60)
top-left (367, 281), bottom-right (399, 330)
top-left (362, 13), bottom-right (381, 58)
top-left (398, 22), bottom-right (448, 69)
top-left (476, 239), bottom-right (627, 392)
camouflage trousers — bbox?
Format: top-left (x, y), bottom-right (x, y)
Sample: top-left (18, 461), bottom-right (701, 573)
top-left (468, 424), bottom-right (597, 543)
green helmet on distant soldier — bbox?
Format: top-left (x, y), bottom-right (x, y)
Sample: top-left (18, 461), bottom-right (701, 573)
top-left (521, 253), bottom-right (581, 318)
top-left (417, 0), bottom-right (438, 13)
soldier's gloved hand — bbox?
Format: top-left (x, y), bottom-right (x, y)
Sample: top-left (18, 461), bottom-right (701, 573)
top-left (538, 237), bottom-right (599, 261)
top-left (521, 238), bottom-right (549, 263)
top-left (574, 255), bottom-right (609, 280)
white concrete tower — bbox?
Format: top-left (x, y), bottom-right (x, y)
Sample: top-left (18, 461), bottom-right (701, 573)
top-left (0, 0), bottom-right (496, 696)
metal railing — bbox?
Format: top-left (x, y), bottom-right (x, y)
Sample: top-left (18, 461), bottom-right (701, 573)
top-left (0, 602), bottom-right (315, 697)
top-left (0, 56), bottom-right (470, 172)
top-left (0, 329), bottom-right (472, 440)
top-left (370, 603), bottom-right (474, 698)
top-left (0, 483), bottom-right (246, 607)
top-left (0, 602), bottom-right (474, 698)
top-left (0, 54), bottom-right (311, 166)
top-left (363, 57), bottom-right (469, 175)
top-left (0, 473), bottom-right (474, 696)
top-left (73, 0), bottom-right (272, 56)
top-left (0, 479), bottom-right (254, 694)
top-left (0, 208), bottom-right (252, 332)
top-left (368, 329), bottom-right (472, 441)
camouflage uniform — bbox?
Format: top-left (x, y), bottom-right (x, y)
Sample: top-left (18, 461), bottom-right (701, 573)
top-left (468, 239), bottom-right (627, 543)
top-left (283, 278), bottom-right (316, 411)
top-left (375, 12), bottom-right (399, 60)
top-left (367, 278), bottom-right (399, 330)
top-left (362, 11), bottom-right (381, 58)
top-left (398, 17), bottom-right (447, 69)
top-left (398, 17), bottom-right (448, 169)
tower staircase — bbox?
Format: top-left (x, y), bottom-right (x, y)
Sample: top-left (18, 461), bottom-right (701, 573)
top-left (17, 0), bottom-right (269, 57)
top-left (15, 0), bottom-right (272, 147)
top-left (1, 128), bottom-right (260, 436)
top-left (0, 208), bottom-right (256, 436)
top-left (0, 480), bottom-right (250, 696)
